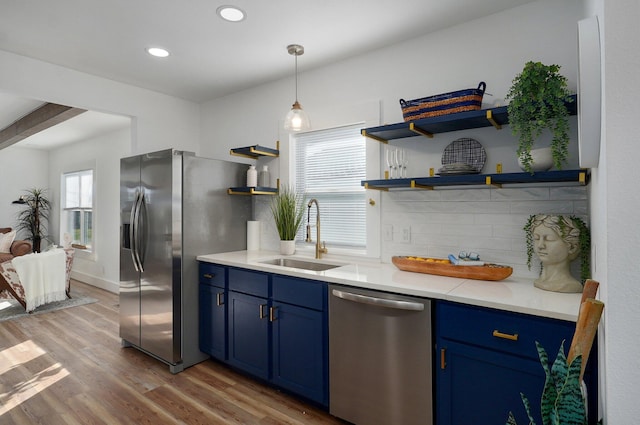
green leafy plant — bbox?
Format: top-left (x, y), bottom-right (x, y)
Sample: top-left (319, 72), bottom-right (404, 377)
top-left (507, 341), bottom-right (586, 425)
top-left (15, 188), bottom-right (51, 253)
top-left (506, 61), bottom-right (574, 173)
top-left (270, 184), bottom-right (305, 241)
top-left (524, 215), bottom-right (591, 284)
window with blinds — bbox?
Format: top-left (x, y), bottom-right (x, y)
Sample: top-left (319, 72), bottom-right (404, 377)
top-left (62, 169), bottom-right (94, 250)
top-left (294, 123), bottom-right (366, 248)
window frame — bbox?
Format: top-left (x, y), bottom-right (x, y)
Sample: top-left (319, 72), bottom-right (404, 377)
top-left (61, 167), bottom-right (95, 257)
top-left (293, 123), bottom-right (368, 250)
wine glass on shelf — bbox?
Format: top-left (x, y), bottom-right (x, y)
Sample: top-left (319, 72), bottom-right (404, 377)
top-left (402, 149), bottom-right (409, 178)
top-left (386, 147), bottom-right (396, 179)
top-left (396, 148), bottom-right (407, 178)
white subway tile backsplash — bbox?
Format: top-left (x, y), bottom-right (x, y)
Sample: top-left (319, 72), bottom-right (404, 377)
top-left (509, 200), bottom-right (576, 214)
top-left (381, 185), bottom-right (588, 280)
top-left (490, 187), bottom-right (550, 201)
top-left (550, 186), bottom-right (588, 200)
top-left (439, 189), bottom-right (491, 201)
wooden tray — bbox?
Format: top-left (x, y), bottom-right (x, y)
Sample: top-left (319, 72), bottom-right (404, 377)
top-left (392, 256), bottom-right (513, 281)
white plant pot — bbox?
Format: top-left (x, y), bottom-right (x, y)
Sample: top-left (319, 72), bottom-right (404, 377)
top-left (279, 240), bottom-right (296, 255)
top-left (518, 147), bottom-right (554, 172)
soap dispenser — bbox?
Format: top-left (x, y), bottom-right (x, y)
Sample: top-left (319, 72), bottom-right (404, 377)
top-left (258, 165), bottom-right (270, 187)
top-left (246, 165), bottom-right (257, 187)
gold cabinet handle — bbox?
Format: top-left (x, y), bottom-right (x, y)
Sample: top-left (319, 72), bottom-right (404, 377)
top-left (440, 348), bottom-right (446, 370)
top-left (259, 304), bottom-right (267, 319)
top-left (203, 273), bottom-right (214, 279)
top-left (216, 292), bottom-right (224, 306)
top-left (269, 306), bottom-right (278, 322)
top-left (369, 198), bottom-right (376, 206)
top-left (493, 330), bottom-right (519, 341)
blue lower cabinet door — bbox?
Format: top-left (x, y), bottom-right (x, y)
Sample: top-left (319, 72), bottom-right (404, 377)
top-left (271, 301), bottom-right (328, 407)
top-left (199, 285), bottom-right (226, 360)
top-left (436, 339), bottom-right (546, 425)
top-left (227, 291), bottom-right (270, 380)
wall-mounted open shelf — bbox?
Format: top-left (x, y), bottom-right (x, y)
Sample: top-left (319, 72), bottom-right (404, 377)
top-left (361, 95), bottom-right (577, 143)
top-left (227, 186), bottom-right (279, 195)
top-left (229, 142), bottom-right (280, 159)
top-left (228, 142), bottom-right (280, 195)
top-left (362, 169), bottom-right (588, 191)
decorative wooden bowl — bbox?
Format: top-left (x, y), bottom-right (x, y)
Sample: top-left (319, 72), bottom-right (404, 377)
top-left (392, 256), bottom-right (513, 281)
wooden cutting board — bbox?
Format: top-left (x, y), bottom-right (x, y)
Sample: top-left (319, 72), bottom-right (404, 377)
top-left (392, 256), bottom-right (513, 281)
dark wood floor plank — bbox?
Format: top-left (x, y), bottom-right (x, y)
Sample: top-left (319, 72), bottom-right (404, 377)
top-left (0, 280), bottom-right (344, 424)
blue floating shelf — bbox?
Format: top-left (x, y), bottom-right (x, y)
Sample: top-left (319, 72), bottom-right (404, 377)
top-left (361, 95), bottom-right (577, 143)
top-left (230, 144), bottom-right (279, 159)
top-left (227, 186), bottom-right (278, 195)
top-left (362, 170), bottom-right (588, 190)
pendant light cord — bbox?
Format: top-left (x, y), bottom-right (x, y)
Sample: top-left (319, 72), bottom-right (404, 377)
top-left (294, 52), bottom-right (299, 102)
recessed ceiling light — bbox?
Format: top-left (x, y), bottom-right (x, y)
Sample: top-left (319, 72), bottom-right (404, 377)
top-left (146, 47), bottom-right (170, 58)
top-left (216, 5), bottom-right (246, 22)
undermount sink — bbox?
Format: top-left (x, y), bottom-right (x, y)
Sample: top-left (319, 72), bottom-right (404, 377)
top-left (259, 258), bottom-right (342, 272)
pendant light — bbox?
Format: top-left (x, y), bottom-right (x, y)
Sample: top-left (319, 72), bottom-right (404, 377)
top-left (283, 44), bottom-right (310, 132)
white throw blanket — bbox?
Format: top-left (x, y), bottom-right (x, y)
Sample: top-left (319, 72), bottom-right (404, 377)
top-left (12, 249), bottom-right (67, 312)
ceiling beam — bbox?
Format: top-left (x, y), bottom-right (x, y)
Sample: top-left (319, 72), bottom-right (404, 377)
top-left (0, 103), bottom-right (86, 150)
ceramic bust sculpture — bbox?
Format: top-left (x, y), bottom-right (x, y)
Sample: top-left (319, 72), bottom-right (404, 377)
top-left (530, 214), bottom-right (583, 293)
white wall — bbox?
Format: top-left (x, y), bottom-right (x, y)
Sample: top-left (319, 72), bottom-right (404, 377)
top-left (0, 147), bottom-right (49, 234)
top-left (47, 127), bottom-right (131, 293)
top-left (600, 0), bottom-right (640, 422)
top-left (0, 50), bottom-right (200, 156)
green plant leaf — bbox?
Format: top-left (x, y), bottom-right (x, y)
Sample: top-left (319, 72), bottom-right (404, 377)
top-left (520, 392), bottom-right (537, 425)
top-left (270, 184), bottom-right (305, 241)
top-left (554, 355), bottom-right (586, 425)
top-left (535, 341), bottom-right (558, 425)
top-left (506, 61), bottom-right (572, 174)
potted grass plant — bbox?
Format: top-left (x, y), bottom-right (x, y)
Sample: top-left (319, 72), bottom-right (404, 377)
top-left (506, 61), bottom-right (574, 173)
top-left (270, 184), bottom-right (305, 255)
top-left (14, 188), bottom-right (51, 253)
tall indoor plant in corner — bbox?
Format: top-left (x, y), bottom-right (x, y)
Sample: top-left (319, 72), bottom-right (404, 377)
top-left (15, 188), bottom-right (51, 253)
top-left (506, 61), bottom-right (574, 173)
top-left (270, 184), bottom-right (305, 255)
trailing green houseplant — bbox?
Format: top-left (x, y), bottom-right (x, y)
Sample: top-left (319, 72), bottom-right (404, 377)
top-left (524, 214), bottom-right (590, 284)
top-left (506, 61), bottom-right (574, 173)
top-left (14, 188), bottom-right (51, 253)
top-left (270, 184), bottom-right (305, 241)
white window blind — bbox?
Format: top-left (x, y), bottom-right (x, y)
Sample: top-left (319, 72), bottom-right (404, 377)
top-left (294, 123), bottom-right (366, 248)
top-left (62, 169), bottom-right (93, 250)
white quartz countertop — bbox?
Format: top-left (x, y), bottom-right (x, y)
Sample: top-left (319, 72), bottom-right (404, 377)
top-left (196, 250), bottom-right (583, 322)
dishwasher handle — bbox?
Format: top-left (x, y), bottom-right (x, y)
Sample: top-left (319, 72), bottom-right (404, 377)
top-left (331, 289), bottom-right (424, 311)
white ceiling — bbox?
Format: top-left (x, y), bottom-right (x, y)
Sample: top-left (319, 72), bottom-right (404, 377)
top-left (0, 0), bottom-right (535, 149)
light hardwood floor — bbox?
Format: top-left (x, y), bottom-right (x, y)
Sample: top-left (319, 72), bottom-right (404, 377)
top-left (0, 281), bottom-right (345, 424)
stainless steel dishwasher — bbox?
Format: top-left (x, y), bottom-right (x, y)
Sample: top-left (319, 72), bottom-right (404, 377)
top-left (329, 285), bottom-right (433, 425)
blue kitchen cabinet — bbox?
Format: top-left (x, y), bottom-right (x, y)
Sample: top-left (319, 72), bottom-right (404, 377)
top-left (435, 300), bottom-right (598, 425)
top-left (199, 263), bottom-right (329, 407)
top-left (227, 290), bottom-right (270, 380)
top-left (227, 268), bottom-right (271, 380)
top-left (271, 275), bottom-right (328, 406)
top-left (199, 263), bottom-right (227, 360)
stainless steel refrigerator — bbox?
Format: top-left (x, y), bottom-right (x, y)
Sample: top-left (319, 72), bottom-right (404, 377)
top-left (119, 149), bottom-right (251, 373)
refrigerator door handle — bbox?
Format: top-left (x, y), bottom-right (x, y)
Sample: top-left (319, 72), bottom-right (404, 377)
top-left (132, 189), bottom-right (144, 272)
top-left (137, 191), bottom-right (147, 271)
top-left (129, 189), bottom-right (140, 272)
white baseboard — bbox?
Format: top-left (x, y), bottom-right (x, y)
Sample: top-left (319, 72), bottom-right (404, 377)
top-left (70, 270), bottom-right (118, 294)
